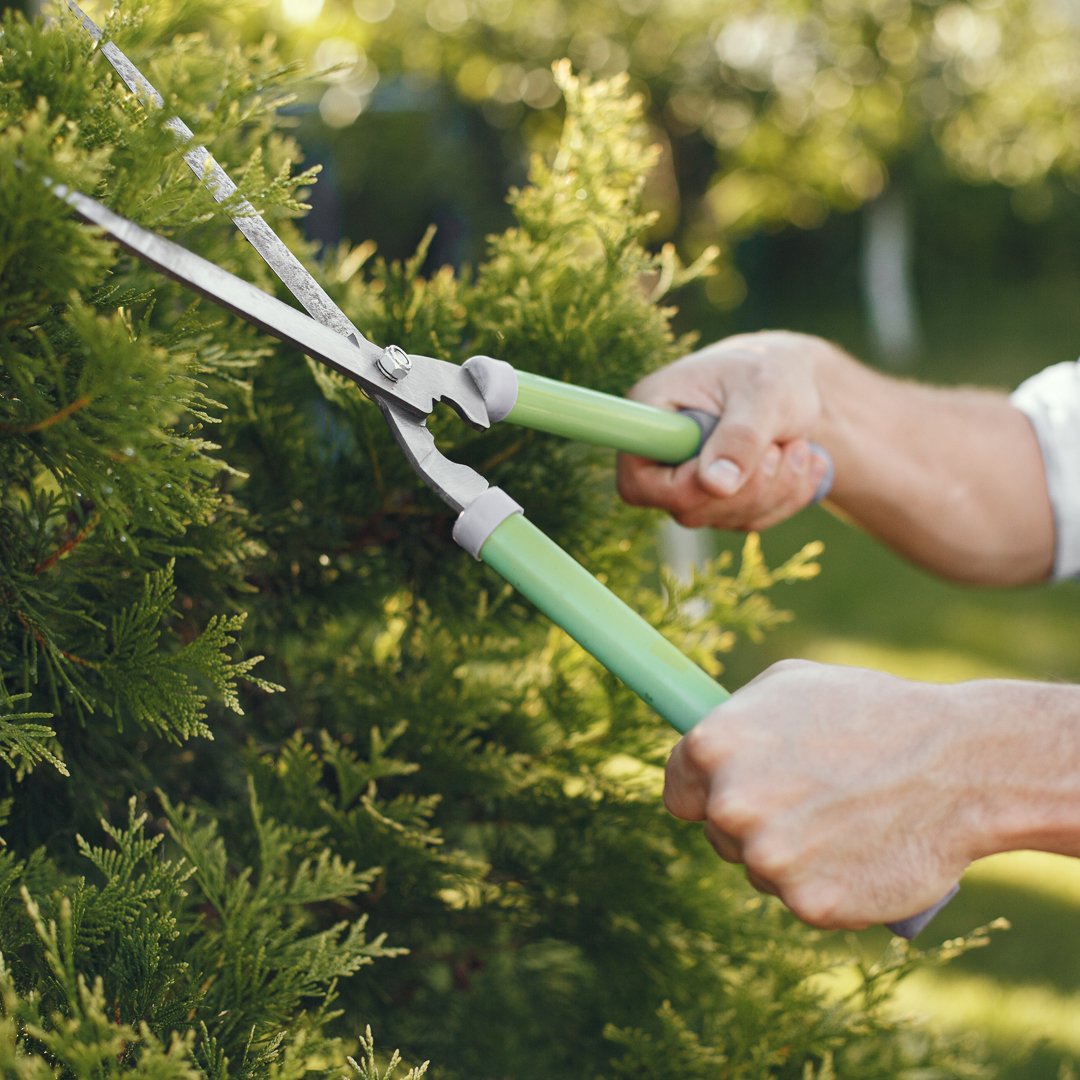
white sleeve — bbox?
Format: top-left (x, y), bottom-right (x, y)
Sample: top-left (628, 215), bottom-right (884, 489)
top-left (1010, 360), bottom-right (1080, 579)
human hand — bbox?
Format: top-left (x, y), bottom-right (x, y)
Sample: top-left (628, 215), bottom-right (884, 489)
top-left (617, 331), bottom-right (836, 531)
top-left (664, 660), bottom-right (980, 929)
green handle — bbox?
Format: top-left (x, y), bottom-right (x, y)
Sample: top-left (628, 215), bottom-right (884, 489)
top-left (506, 371), bottom-right (703, 464)
top-left (480, 512), bottom-right (729, 734)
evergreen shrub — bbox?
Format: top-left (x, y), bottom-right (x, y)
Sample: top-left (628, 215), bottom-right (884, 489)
top-left (0, 5), bottom-right (998, 1078)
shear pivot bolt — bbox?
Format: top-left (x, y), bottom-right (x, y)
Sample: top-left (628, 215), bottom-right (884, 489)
top-left (377, 344), bottom-right (412, 382)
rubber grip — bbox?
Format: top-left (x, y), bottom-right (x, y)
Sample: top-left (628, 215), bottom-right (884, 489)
top-left (500, 378), bottom-right (836, 502)
top-left (885, 884), bottom-right (960, 939)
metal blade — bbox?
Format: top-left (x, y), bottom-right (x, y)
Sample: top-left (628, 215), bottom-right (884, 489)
top-left (56, 181), bottom-right (490, 430)
top-left (67, 0), bottom-right (364, 343)
top-left (376, 398), bottom-right (489, 512)
top-left (59, 11), bottom-right (496, 514)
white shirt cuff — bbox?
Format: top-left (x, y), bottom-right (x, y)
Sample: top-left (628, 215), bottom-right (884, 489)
top-left (1010, 360), bottom-right (1080, 579)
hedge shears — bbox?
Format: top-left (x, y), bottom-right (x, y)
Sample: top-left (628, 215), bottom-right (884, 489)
top-left (51, 1), bottom-right (956, 939)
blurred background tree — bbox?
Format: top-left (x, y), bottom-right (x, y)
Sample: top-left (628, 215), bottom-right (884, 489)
top-left (208, 0), bottom-right (1080, 354)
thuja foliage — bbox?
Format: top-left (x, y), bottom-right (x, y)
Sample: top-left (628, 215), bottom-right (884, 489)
top-left (0, 5), bottom-right (999, 1079)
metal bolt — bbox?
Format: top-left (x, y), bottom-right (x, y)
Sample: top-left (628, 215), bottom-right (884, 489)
top-left (377, 344), bottom-right (412, 382)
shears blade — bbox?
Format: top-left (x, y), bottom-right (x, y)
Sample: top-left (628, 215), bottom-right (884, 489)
top-left (57, 182), bottom-right (490, 431)
top-left (67, 0), bottom-right (364, 344)
top-left (62, 5), bottom-right (494, 508)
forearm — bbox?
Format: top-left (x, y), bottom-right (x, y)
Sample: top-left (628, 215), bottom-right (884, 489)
top-left (810, 348), bottom-right (1055, 585)
top-left (620, 330), bottom-right (1056, 584)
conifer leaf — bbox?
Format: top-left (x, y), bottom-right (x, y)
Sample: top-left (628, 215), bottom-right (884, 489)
top-left (98, 560), bottom-right (281, 742)
top-left (0, 693), bottom-right (66, 776)
top-left (346, 1027), bottom-right (429, 1080)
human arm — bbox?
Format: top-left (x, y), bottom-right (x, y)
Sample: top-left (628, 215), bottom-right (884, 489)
top-left (666, 659), bottom-right (1080, 929)
top-left (616, 331), bottom-right (1055, 585)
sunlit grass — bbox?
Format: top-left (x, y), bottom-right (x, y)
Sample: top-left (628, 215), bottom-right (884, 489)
top-left (813, 963), bottom-right (1080, 1056)
top-left (890, 971), bottom-right (1080, 1056)
top-left (966, 851), bottom-right (1080, 909)
top-left (797, 636), bottom-right (1027, 683)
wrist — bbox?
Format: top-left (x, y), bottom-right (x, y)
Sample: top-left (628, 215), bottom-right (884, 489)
top-left (941, 680), bottom-right (1080, 861)
top-left (806, 342), bottom-right (873, 466)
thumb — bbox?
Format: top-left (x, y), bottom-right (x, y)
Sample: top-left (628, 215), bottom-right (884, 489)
top-left (695, 390), bottom-right (786, 498)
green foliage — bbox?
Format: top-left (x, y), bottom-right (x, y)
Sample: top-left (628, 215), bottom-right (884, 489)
top-left (0, 922), bottom-right (204, 1080)
top-left (0, 3), bottom-right (295, 764)
top-left (467, 63), bottom-right (718, 391)
top-left (98, 562), bottom-right (283, 741)
top-left (347, 1028), bottom-right (429, 1080)
top-left (0, 5), bottom-right (999, 1080)
top-left (0, 794), bottom-right (391, 1080)
top-left (0, 695), bottom-right (65, 777)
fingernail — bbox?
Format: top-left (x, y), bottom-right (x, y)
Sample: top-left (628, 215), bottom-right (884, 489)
top-left (790, 442), bottom-right (809, 475)
top-left (760, 445), bottom-right (781, 477)
top-left (706, 457), bottom-right (743, 495)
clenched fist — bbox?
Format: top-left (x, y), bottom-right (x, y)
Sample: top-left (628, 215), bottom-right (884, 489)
top-left (665, 660), bottom-right (1080, 929)
top-left (617, 332), bottom-right (832, 532)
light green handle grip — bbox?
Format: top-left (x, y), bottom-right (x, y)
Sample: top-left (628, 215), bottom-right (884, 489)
top-left (480, 512), bottom-right (729, 734)
top-left (506, 371), bottom-right (702, 464)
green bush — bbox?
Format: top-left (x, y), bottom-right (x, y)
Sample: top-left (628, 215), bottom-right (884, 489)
top-left (0, 5), bottom-right (996, 1078)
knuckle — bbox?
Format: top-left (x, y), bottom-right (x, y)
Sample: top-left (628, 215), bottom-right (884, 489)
top-left (745, 514), bottom-right (785, 533)
top-left (673, 508), bottom-right (710, 529)
top-left (745, 868), bottom-right (779, 896)
top-left (775, 474), bottom-right (825, 520)
top-left (708, 786), bottom-right (768, 833)
top-left (750, 478), bottom-right (811, 524)
top-left (661, 782), bottom-right (685, 818)
top-left (710, 793), bottom-right (760, 838)
top-left (784, 883), bottom-right (844, 929)
top-left (692, 500), bottom-right (753, 530)
top-left (764, 658), bottom-right (813, 679)
top-left (665, 487), bottom-right (707, 515)
top-left (704, 822), bottom-right (744, 864)
top-left (623, 461), bottom-right (707, 516)
top-left (704, 502), bottom-right (773, 535)
top-left (680, 724), bottom-right (716, 771)
top-left (615, 456), bottom-right (659, 505)
top-left (663, 765), bottom-right (707, 822)
top-left (746, 363), bottom-right (784, 397)
top-left (743, 834), bottom-right (794, 880)
top-left (716, 420), bottom-right (766, 457)
top-left (743, 496), bottom-right (798, 532)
